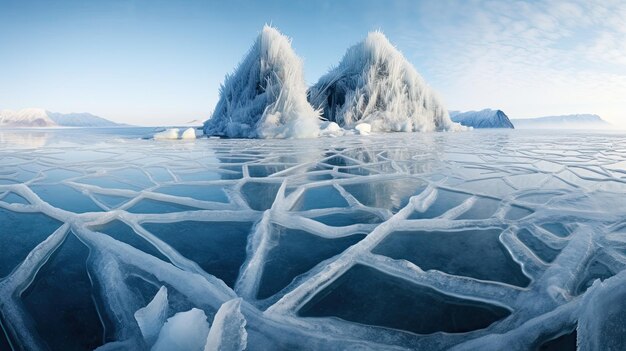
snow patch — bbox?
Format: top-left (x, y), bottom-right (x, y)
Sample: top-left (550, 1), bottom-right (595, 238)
top-left (153, 128), bottom-right (180, 140)
top-left (181, 128), bottom-right (197, 139)
top-left (355, 123), bottom-right (372, 135)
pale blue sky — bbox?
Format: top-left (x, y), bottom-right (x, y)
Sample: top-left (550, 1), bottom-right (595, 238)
top-left (1, 0), bottom-right (625, 126)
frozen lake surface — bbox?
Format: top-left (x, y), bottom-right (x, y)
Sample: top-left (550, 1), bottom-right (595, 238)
top-left (1, 128), bottom-right (625, 350)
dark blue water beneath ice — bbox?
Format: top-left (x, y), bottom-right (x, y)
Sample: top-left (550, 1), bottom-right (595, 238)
top-left (1, 128), bottom-right (625, 350)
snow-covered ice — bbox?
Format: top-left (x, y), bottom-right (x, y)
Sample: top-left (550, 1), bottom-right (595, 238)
top-left (0, 127), bottom-right (625, 350)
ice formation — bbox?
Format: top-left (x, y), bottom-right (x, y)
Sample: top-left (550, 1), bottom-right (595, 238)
top-left (1, 128), bottom-right (625, 350)
top-left (205, 298), bottom-right (247, 351)
top-left (308, 32), bottom-right (460, 132)
top-left (152, 308), bottom-right (210, 351)
top-left (450, 109), bottom-right (514, 129)
top-left (203, 25), bottom-right (320, 139)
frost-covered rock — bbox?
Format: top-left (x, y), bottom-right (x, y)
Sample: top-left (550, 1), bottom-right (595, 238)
top-left (204, 298), bottom-right (247, 351)
top-left (204, 25), bottom-right (320, 139)
top-left (181, 128), bottom-right (197, 139)
top-left (450, 109), bottom-right (514, 129)
top-left (134, 286), bottom-right (168, 346)
top-left (309, 32), bottom-right (460, 133)
top-left (152, 308), bottom-right (210, 351)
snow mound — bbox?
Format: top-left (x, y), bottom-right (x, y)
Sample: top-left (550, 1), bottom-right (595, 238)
top-left (153, 128), bottom-right (180, 140)
top-left (181, 128), bottom-right (198, 139)
top-left (152, 308), bottom-right (210, 351)
top-left (203, 25), bottom-right (320, 139)
top-left (309, 32), bottom-right (461, 132)
top-left (450, 109), bottom-right (514, 129)
top-left (204, 298), bottom-right (247, 351)
top-left (134, 286), bottom-right (168, 346)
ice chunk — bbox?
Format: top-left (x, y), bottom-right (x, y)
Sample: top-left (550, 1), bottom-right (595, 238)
top-left (134, 286), bottom-right (168, 346)
top-left (319, 121), bottom-right (343, 137)
top-left (578, 271), bottom-right (626, 350)
top-left (204, 25), bottom-right (320, 139)
top-left (181, 128), bottom-right (197, 140)
top-left (152, 308), bottom-right (210, 351)
top-left (354, 123), bottom-right (371, 135)
top-left (204, 298), bottom-right (247, 351)
top-left (153, 128), bottom-right (180, 140)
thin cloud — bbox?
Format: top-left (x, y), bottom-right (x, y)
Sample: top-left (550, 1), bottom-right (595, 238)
top-left (394, 0), bottom-right (626, 126)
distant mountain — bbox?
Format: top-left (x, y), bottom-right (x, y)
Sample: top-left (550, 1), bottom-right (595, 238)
top-left (0, 108), bottom-right (119, 127)
top-left (47, 112), bottom-right (118, 127)
top-left (512, 114), bottom-right (610, 129)
top-left (0, 108), bottom-right (56, 127)
top-left (450, 109), bottom-right (514, 129)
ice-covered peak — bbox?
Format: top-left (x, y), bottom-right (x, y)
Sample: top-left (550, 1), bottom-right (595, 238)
top-left (0, 108), bottom-right (56, 127)
top-left (450, 109), bottom-right (515, 129)
top-left (0, 108), bottom-right (119, 127)
top-left (204, 25), bottom-right (321, 139)
top-left (47, 111), bottom-right (118, 127)
top-left (309, 31), bottom-right (461, 132)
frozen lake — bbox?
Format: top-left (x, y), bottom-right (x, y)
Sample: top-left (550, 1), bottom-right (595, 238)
top-left (1, 128), bottom-right (625, 350)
